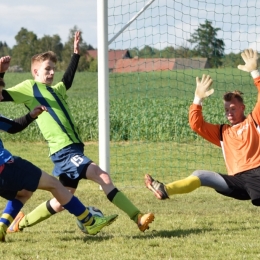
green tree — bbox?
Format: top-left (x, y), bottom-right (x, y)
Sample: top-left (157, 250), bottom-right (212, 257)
top-left (12, 28), bottom-right (38, 71)
top-left (139, 45), bottom-right (158, 58)
top-left (0, 42), bottom-right (11, 57)
top-left (174, 46), bottom-right (193, 58)
top-left (88, 58), bottom-right (98, 72)
top-left (160, 46), bottom-right (175, 58)
top-left (188, 20), bottom-right (225, 68)
top-left (129, 47), bottom-right (139, 58)
top-left (222, 52), bottom-right (244, 68)
top-left (37, 34), bottom-right (63, 61)
top-left (62, 26), bottom-right (93, 71)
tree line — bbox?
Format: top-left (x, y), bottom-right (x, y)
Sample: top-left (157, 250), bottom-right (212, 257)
top-left (0, 21), bottom-right (245, 72)
top-left (0, 26), bottom-right (94, 72)
top-left (129, 20), bottom-right (244, 69)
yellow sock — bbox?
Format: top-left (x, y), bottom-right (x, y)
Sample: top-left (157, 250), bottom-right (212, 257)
top-left (77, 209), bottom-right (94, 226)
top-left (112, 191), bottom-right (140, 222)
top-left (0, 223), bottom-right (7, 233)
top-left (165, 176), bottom-right (201, 196)
top-left (19, 201), bottom-right (52, 229)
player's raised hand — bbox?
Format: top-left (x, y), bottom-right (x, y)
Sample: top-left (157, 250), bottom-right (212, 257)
top-left (0, 56), bottom-right (11, 73)
top-left (74, 31), bottom-right (81, 55)
top-left (238, 49), bottom-right (258, 72)
top-left (30, 105), bottom-right (48, 118)
top-left (195, 74), bottom-right (214, 100)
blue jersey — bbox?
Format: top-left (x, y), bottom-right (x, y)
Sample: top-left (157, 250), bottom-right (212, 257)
top-left (0, 113), bottom-right (36, 165)
top-left (0, 139), bottom-right (12, 165)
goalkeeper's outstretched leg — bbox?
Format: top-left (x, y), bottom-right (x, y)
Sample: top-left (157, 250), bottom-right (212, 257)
top-left (145, 170), bottom-right (233, 200)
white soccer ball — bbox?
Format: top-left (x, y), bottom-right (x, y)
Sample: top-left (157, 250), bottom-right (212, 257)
top-left (76, 206), bottom-right (104, 234)
top-left (86, 206), bottom-right (104, 217)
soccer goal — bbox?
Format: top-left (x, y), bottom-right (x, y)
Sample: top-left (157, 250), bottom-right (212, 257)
top-left (97, 0), bottom-right (259, 188)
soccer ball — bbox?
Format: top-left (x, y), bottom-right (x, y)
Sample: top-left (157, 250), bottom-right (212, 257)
top-left (76, 206), bottom-right (104, 234)
top-left (86, 206), bottom-right (104, 217)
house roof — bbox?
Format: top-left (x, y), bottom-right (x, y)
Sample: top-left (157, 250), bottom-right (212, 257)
top-left (86, 49), bottom-right (130, 69)
top-left (86, 50), bottom-right (210, 72)
top-left (174, 58), bottom-right (209, 69)
top-left (113, 57), bottom-right (209, 73)
top-left (113, 58), bottom-right (175, 73)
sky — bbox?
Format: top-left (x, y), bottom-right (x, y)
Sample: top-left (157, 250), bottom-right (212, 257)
top-left (2, 0), bottom-right (260, 54)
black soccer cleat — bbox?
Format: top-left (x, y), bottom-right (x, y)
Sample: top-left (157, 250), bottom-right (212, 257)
top-left (144, 174), bottom-right (169, 200)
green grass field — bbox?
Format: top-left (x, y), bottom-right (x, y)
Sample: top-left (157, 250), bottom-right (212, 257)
top-left (0, 141), bottom-right (259, 260)
top-left (0, 70), bottom-right (259, 259)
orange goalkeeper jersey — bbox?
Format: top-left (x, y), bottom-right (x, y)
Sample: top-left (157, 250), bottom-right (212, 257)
top-left (189, 76), bottom-right (260, 175)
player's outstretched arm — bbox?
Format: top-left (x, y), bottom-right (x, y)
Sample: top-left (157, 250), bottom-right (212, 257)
top-left (29, 105), bottom-right (48, 118)
top-left (0, 56), bottom-right (11, 73)
top-left (74, 31), bottom-right (81, 54)
top-left (193, 74), bottom-right (214, 105)
top-left (239, 49), bottom-right (260, 103)
top-left (1, 106), bottom-right (47, 134)
top-left (61, 31), bottom-right (81, 90)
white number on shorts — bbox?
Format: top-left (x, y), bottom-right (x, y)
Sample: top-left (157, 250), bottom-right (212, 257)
top-left (71, 155), bottom-right (84, 167)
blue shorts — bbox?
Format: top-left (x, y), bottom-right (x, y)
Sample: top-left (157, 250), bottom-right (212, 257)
top-left (51, 143), bottom-right (92, 188)
top-left (0, 156), bottom-right (42, 200)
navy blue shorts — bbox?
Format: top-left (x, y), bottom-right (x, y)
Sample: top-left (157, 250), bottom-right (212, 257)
top-left (0, 156), bottom-right (42, 200)
top-left (51, 143), bottom-right (92, 188)
top-left (217, 166), bottom-right (260, 206)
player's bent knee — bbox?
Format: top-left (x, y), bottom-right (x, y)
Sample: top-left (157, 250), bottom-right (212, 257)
top-left (191, 170), bottom-right (205, 179)
top-left (38, 171), bottom-right (64, 190)
top-left (101, 172), bottom-right (112, 182)
top-left (16, 189), bottom-right (33, 202)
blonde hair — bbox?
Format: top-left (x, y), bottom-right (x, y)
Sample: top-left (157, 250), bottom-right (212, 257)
top-left (31, 51), bottom-right (57, 75)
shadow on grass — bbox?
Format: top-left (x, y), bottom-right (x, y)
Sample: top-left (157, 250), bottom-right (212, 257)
top-left (132, 228), bottom-right (214, 239)
top-left (57, 230), bottom-right (115, 242)
top-left (51, 228), bottom-right (213, 242)
top-left (6, 232), bottom-right (115, 243)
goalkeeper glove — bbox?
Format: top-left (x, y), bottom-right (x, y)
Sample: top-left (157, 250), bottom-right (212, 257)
top-left (238, 49), bottom-right (259, 78)
top-left (193, 74), bottom-right (214, 105)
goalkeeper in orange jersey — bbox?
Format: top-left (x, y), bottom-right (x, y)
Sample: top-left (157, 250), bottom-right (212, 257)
top-left (145, 48), bottom-right (260, 207)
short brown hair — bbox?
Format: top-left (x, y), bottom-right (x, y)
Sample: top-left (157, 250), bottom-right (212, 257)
top-left (31, 51), bottom-right (57, 75)
top-left (0, 78), bottom-right (5, 87)
top-left (223, 90), bottom-right (244, 103)
top-left (31, 51), bottom-right (57, 64)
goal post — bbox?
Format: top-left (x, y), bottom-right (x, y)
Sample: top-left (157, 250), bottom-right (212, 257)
top-left (97, 0), bottom-right (156, 178)
top-left (97, 0), bottom-right (110, 176)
